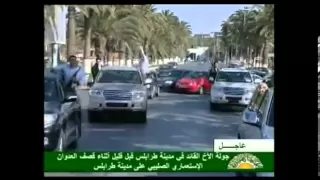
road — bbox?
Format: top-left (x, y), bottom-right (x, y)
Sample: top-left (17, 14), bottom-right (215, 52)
top-left (46, 91), bottom-right (242, 177)
top-left (46, 62), bottom-right (243, 177)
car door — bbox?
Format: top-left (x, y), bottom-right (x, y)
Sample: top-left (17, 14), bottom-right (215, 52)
top-left (67, 98), bottom-right (80, 144)
top-left (239, 86), bottom-right (268, 139)
top-left (60, 89), bottom-right (78, 146)
top-left (260, 92), bottom-right (274, 139)
top-left (190, 72), bottom-right (203, 86)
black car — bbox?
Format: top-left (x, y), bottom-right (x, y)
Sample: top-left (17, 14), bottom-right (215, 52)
top-left (44, 71), bottom-right (82, 151)
top-left (252, 70), bottom-right (268, 78)
top-left (145, 71), bottom-right (160, 99)
top-left (167, 62), bottom-right (178, 68)
top-left (157, 69), bottom-right (191, 91)
top-left (158, 64), bottom-right (175, 72)
top-left (248, 67), bottom-right (270, 78)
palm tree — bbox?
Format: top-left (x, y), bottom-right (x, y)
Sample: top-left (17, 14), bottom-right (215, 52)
top-left (220, 5), bottom-right (274, 67)
top-left (74, 5), bottom-right (192, 66)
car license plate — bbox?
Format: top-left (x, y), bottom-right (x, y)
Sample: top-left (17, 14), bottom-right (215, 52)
top-left (177, 84), bottom-right (186, 88)
top-left (226, 97), bottom-right (241, 103)
top-left (228, 100), bottom-right (239, 103)
top-left (146, 84), bottom-right (151, 88)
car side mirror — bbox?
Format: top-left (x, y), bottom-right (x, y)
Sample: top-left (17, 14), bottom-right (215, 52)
top-left (254, 79), bottom-right (262, 84)
top-left (242, 110), bottom-right (261, 127)
top-left (64, 95), bottom-right (77, 103)
top-left (144, 78), bottom-right (152, 85)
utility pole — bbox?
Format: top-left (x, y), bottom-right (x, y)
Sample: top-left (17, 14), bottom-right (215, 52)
top-left (67, 6), bottom-right (76, 57)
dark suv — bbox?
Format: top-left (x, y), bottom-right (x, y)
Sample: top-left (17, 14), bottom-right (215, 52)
top-left (44, 70), bottom-right (82, 151)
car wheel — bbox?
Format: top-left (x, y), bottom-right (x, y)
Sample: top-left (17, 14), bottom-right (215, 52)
top-left (198, 86), bottom-right (204, 95)
top-left (155, 87), bottom-right (160, 97)
top-left (56, 130), bottom-right (65, 151)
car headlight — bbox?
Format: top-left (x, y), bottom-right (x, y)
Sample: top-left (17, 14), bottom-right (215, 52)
top-left (44, 114), bottom-right (58, 128)
top-left (165, 81), bottom-right (173, 84)
top-left (89, 89), bottom-right (102, 96)
top-left (132, 91), bottom-right (145, 100)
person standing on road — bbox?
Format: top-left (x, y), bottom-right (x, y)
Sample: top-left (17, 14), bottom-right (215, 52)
top-left (59, 55), bottom-right (87, 91)
top-left (209, 60), bottom-right (219, 80)
top-left (138, 46), bottom-right (150, 76)
top-left (91, 57), bottom-right (102, 82)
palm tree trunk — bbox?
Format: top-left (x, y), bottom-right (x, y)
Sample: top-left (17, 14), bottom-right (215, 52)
top-left (235, 45), bottom-right (239, 59)
top-left (262, 41), bottom-right (268, 67)
top-left (259, 43), bottom-right (265, 67)
top-left (99, 37), bottom-right (107, 63)
top-left (107, 50), bottom-right (113, 65)
top-left (83, 10), bottom-right (94, 60)
top-left (125, 47), bottom-right (129, 66)
top-left (67, 6), bottom-right (76, 57)
top-left (143, 38), bottom-right (148, 55)
top-left (119, 41), bottom-right (125, 60)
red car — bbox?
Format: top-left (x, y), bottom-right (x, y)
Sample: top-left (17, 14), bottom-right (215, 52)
top-left (174, 71), bottom-right (211, 94)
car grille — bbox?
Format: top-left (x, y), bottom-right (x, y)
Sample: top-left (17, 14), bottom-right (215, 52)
top-left (226, 97), bottom-right (242, 101)
top-left (223, 87), bottom-right (245, 95)
top-left (103, 90), bottom-right (132, 100)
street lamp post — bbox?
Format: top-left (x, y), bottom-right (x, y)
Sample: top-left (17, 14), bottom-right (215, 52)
top-left (67, 6), bottom-right (76, 57)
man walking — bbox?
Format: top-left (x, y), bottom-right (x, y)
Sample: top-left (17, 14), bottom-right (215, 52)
top-left (91, 57), bottom-right (102, 82)
top-left (209, 60), bottom-right (219, 80)
top-left (59, 55), bottom-right (87, 90)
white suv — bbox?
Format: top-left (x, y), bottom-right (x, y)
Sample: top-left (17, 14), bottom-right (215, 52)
top-left (88, 66), bottom-right (148, 123)
top-left (210, 68), bottom-right (262, 109)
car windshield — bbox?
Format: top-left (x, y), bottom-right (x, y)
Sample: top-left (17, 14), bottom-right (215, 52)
top-left (96, 70), bottom-right (142, 84)
top-left (44, 78), bottom-right (59, 101)
top-left (168, 62), bottom-right (176, 66)
top-left (216, 71), bottom-right (252, 83)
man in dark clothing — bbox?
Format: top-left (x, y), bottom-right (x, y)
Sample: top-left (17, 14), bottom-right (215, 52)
top-left (209, 60), bottom-right (219, 80)
top-left (91, 57), bottom-right (102, 82)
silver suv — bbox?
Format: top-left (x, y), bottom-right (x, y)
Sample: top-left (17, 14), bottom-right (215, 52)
top-left (88, 66), bottom-right (148, 123)
top-left (237, 85), bottom-right (274, 177)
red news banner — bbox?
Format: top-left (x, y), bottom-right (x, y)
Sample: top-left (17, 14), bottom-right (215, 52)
top-left (44, 140), bottom-right (274, 172)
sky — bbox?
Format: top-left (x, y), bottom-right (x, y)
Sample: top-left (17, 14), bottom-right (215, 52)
top-left (155, 4), bottom-right (252, 35)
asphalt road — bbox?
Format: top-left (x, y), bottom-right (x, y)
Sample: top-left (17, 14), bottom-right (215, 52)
top-left (45, 62), bottom-right (243, 177)
top-left (46, 90), bottom-right (242, 177)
